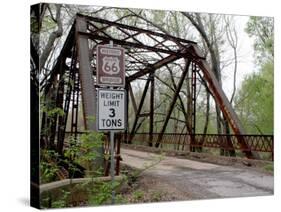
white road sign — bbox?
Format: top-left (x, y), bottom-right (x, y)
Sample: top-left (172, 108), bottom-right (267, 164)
top-left (97, 89), bottom-right (126, 131)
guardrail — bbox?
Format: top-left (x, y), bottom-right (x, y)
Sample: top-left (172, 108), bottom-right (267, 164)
top-left (120, 133), bottom-right (274, 161)
top-left (64, 132), bottom-right (273, 161)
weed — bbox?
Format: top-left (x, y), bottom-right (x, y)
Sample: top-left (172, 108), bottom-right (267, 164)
top-left (132, 190), bottom-right (144, 201)
top-left (264, 163), bottom-right (274, 173)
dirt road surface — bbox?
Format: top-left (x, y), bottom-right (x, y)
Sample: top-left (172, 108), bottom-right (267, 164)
top-left (121, 148), bottom-right (273, 200)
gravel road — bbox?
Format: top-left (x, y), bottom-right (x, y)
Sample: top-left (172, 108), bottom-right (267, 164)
top-left (121, 148), bottom-right (273, 199)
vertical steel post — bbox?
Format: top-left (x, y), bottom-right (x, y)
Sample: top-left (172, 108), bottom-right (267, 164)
top-left (129, 73), bottom-right (152, 143)
top-left (110, 130), bottom-right (115, 204)
top-left (190, 62), bottom-right (197, 152)
top-left (76, 16), bottom-right (104, 167)
top-left (191, 62), bottom-right (197, 135)
top-left (124, 82), bottom-right (129, 143)
top-left (109, 41), bottom-right (115, 204)
top-left (149, 71), bottom-right (155, 146)
top-left (76, 16), bottom-right (97, 130)
top-left (70, 65), bottom-right (80, 142)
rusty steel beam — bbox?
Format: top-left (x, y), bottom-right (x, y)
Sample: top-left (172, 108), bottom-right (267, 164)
top-left (190, 62), bottom-right (197, 152)
top-left (81, 32), bottom-right (184, 56)
top-left (87, 21), bottom-right (112, 39)
top-left (155, 59), bottom-right (191, 147)
top-left (76, 16), bottom-right (97, 131)
top-left (154, 52), bottom-right (192, 134)
top-left (128, 83), bottom-right (137, 114)
top-left (197, 58), bottom-right (246, 134)
top-left (124, 133), bottom-right (273, 160)
top-left (128, 54), bottom-right (181, 82)
top-left (146, 33), bottom-right (173, 52)
top-left (149, 71), bottom-right (155, 146)
top-left (124, 83), bottom-right (129, 144)
top-left (123, 31), bottom-right (142, 42)
top-left (54, 61), bottom-right (65, 152)
top-left (129, 73), bottom-right (153, 143)
top-left (191, 62), bottom-right (197, 135)
top-left (70, 69), bottom-right (80, 140)
top-left (116, 27), bottom-right (144, 45)
top-left (76, 16), bottom-right (103, 166)
top-left (190, 44), bottom-right (255, 159)
top-left (126, 51), bottom-right (147, 66)
top-left (138, 113), bottom-right (151, 117)
top-left (77, 13), bottom-right (196, 45)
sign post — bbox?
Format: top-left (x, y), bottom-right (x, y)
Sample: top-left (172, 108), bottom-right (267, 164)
top-left (110, 130), bottom-right (115, 204)
top-left (96, 42), bottom-right (126, 204)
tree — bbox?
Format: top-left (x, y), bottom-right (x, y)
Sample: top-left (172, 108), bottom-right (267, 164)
top-left (39, 4), bottom-right (63, 72)
top-left (234, 62), bottom-right (273, 134)
top-left (245, 16), bottom-right (274, 64)
top-left (181, 13), bottom-right (229, 135)
top-left (234, 16), bottom-right (274, 134)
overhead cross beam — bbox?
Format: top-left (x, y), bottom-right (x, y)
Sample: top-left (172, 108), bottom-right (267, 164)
top-left (127, 54), bottom-right (181, 82)
top-left (80, 32), bottom-right (185, 56)
top-left (77, 13), bottom-right (196, 45)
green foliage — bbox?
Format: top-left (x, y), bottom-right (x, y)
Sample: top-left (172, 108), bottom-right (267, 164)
top-left (235, 62), bottom-right (273, 134)
top-left (41, 16), bottom-right (58, 32)
top-left (41, 96), bottom-right (64, 120)
top-left (40, 128), bottom-right (110, 208)
top-left (236, 16), bottom-right (274, 135)
top-left (132, 190), bottom-right (144, 201)
top-left (78, 178), bottom-right (123, 206)
top-left (263, 163), bottom-right (274, 173)
top-left (64, 129), bottom-right (105, 176)
top-left (40, 189), bottom-right (71, 209)
top-left (40, 161), bottom-right (58, 183)
top-left (234, 16), bottom-right (274, 135)
top-left (245, 16), bottom-right (274, 64)
top-left (151, 191), bottom-right (164, 201)
top-left (76, 131), bottom-right (104, 173)
top-left (30, 17), bottom-right (39, 34)
top-left (51, 190), bottom-right (71, 208)
top-left (115, 194), bottom-right (128, 204)
top-left (87, 182), bottom-right (113, 205)
top-left (40, 150), bottom-right (60, 183)
top-left (46, 107), bottom-right (64, 118)
top-left (64, 136), bottom-right (79, 161)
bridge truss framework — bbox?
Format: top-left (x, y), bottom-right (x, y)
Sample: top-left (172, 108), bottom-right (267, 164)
top-left (33, 13), bottom-right (274, 177)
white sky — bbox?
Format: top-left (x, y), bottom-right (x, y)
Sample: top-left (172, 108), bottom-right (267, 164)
top-left (221, 15), bottom-right (255, 98)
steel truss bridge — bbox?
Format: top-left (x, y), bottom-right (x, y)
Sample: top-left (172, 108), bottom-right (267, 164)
top-left (31, 13), bottom-right (274, 178)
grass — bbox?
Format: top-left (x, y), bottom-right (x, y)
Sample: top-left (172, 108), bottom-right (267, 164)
top-left (263, 164), bottom-right (274, 173)
top-left (132, 190), bottom-right (144, 201)
top-left (151, 191), bottom-right (165, 201)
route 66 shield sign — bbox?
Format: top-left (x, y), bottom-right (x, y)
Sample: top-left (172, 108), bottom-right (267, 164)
top-left (96, 45), bottom-right (125, 87)
top-left (102, 56), bottom-right (120, 75)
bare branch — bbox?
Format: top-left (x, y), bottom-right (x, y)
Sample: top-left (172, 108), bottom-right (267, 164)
top-left (39, 4), bottom-right (63, 72)
top-left (224, 17), bottom-right (238, 104)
